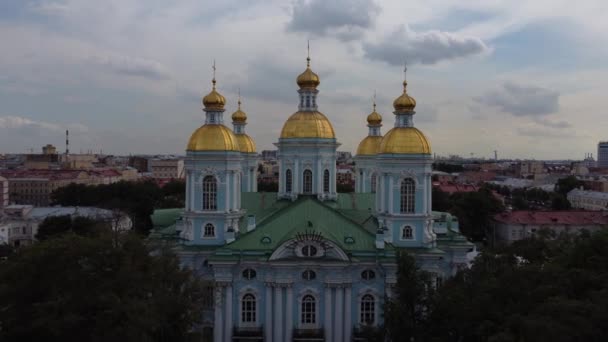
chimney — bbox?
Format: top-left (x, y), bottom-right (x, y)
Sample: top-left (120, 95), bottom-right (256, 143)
top-left (247, 215), bottom-right (256, 232)
top-left (65, 130), bottom-right (70, 155)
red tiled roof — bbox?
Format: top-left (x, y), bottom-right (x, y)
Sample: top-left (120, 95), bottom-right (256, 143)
top-left (435, 183), bottom-right (479, 194)
top-left (493, 211), bottom-right (608, 225)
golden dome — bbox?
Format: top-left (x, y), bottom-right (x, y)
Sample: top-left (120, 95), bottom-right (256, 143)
top-left (202, 79), bottom-right (226, 110)
top-left (379, 127), bottom-right (431, 154)
top-left (231, 99), bottom-right (247, 123)
top-left (187, 124), bottom-right (240, 152)
top-left (367, 103), bottom-right (382, 125)
top-left (296, 57), bottom-right (320, 89)
top-left (393, 81), bottom-right (416, 112)
top-left (235, 133), bottom-right (256, 153)
top-left (280, 111), bottom-right (336, 139)
top-left (356, 136), bottom-right (383, 156)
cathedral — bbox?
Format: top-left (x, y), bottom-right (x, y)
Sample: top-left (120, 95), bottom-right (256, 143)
top-left (150, 53), bottom-right (472, 342)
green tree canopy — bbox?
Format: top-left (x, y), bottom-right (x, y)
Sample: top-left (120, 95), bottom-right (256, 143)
top-left (0, 233), bottom-right (207, 342)
top-left (36, 215), bottom-right (110, 241)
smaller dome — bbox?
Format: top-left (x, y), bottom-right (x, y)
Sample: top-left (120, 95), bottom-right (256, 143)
top-left (280, 111), bottom-right (335, 139)
top-left (296, 57), bottom-right (320, 89)
top-left (379, 127), bottom-right (431, 154)
top-left (202, 79), bottom-right (226, 110)
top-left (393, 81), bottom-right (416, 112)
top-left (235, 133), bottom-right (256, 153)
top-left (356, 136), bottom-right (383, 156)
top-left (187, 124), bottom-right (240, 152)
top-left (367, 110), bottom-right (382, 126)
top-left (231, 100), bottom-right (247, 123)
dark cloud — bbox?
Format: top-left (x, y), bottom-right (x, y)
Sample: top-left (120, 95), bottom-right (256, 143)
top-left (363, 25), bottom-right (488, 65)
top-left (475, 82), bottom-right (559, 117)
top-left (287, 0), bottom-right (381, 41)
top-left (89, 55), bottom-right (171, 80)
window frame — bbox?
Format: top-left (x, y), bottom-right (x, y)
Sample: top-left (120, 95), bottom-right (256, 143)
top-left (360, 294), bottom-right (375, 325)
top-left (303, 169), bottom-right (313, 194)
top-left (401, 226), bottom-right (414, 240)
top-left (241, 293), bottom-right (257, 324)
top-left (301, 294), bottom-right (317, 325)
top-left (203, 223), bottom-right (215, 238)
top-left (323, 169), bottom-right (330, 193)
top-left (400, 178), bottom-right (415, 213)
top-left (286, 169), bottom-right (293, 193)
top-left (202, 175), bottom-right (217, 211)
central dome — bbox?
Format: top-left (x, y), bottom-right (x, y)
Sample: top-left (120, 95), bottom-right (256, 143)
top-left (280, 111), bottom-right (335, 139)
top-left (379, 127), bottom-right (431, 154)
top-left (187, 125), bottom-right (240, 151)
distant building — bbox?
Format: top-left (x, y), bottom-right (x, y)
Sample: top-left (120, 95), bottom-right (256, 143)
top-left (128, 156), bottom-right (150, 173)
top-left (0, 176), bottom-right (8, 210)
top-left (261, 150), bottom-right (277, 160)
top-left (60, 154), bottom-right (97, 169)
top-left (517, 161), bottom-right (544, 178)
top-left (567, 189), bottom-right (608, 210)
top-left (148, 158), bottom-right (184, 179)
top-left (435, 183), bottom-right (479, 195)
top-left (0, 205), bottom-right (131, 247)
top-left (491, 210), bottom-right (608, 245)
top-left (42, 144), bottom-right (57, 155)
top-left (598, 142), bottom-right (608, 168)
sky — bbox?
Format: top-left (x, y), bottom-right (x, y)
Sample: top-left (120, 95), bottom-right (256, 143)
top-left (1, 0), bottom-right (607, 159)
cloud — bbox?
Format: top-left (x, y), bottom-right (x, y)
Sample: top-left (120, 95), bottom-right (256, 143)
top-left (532, 118), bottom-right (571, 129)
top-left (475, 82), bottom-right (559, 117)
top-left (363, 25), bottom-right (488, 66)
top-left (89, 54), bottom-right (171, 80)
top-left (415, 104), bottom-right (438, 123)
top-left (287, 0), bottom-right (381, 41)
top-left (0, 115), bottom-right (88, 133)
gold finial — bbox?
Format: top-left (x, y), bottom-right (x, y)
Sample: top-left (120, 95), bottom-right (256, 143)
top-left (212, 59), bottom-right (217, 88)
top-left (373, 90), bottom-right (377, 111)
top-left (237, 88), bottom-right (241, 110)
top-left (307, 40), bottom-right (311, 67)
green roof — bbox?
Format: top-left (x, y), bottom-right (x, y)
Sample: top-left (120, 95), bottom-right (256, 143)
top-left (226, 196), bottom-right (380, 253)
top-left (150, 208), bottom-right (182, 228)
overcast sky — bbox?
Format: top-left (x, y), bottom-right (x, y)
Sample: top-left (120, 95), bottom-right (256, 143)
top-left (1, 0), bottom-right (607, 159)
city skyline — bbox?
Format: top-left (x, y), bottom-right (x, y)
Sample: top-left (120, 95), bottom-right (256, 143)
top-left (1, 0), bottom-right (607, 159)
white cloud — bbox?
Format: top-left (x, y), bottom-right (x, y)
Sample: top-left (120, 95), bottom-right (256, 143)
top-left (475, 82), bottom-right (559, 117)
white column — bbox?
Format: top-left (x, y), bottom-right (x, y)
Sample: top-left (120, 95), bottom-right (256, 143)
top-left (324, 286), bottom-right (333, 342)
top-left (286, 285), bottom-right (294, 341)
top-left (225, 284), bottom-right (233, 341)
top-left (224, 173), bottom-right (229, 211)
top-left (185, 171), bottom-right (190, 210)
top-left (294, 161), bottom-right (300, 194)
top-left (274, 286), bottom-right (283, 342)
top-left (389, 176), bottom-right (394, 214)
top-left (317, 159), bottom-right (322, 193)
top-left (265, 284), bottom-right (273, 342)
top-left (344, 286), bottom-right (352, 342)
top-left (214, 286), bottom-right (224, 342)
top-left (334, 286), bottom-right (344, 342)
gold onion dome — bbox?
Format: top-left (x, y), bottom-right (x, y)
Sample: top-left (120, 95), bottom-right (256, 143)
top-left (367, 104), bottom-right (382, 126)
top-left (280, 111), bottom-right (336, 139)
top-left (296, 57), bottom-right (320, 89)
top-left (357, 136), bottom-right (383, 155)
top-left (202, 79), bottom-right (226, 110)
top-left (187, 124), bottom-right (240, 152)
top-left (231, 99), bottom-right (247, 123)
top-left (393, 81), bottom-right (416, 112)
top-left (379, 127), bottom-right (431, 154)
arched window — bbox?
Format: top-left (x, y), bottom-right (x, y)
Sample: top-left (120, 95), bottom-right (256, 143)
top-left (361, 270), bottom-right (375, 280)
top-left (360, 294), bottom-right (375, 325)
top-left (203, 223), bottom-right (215, 238)
top-left (323, 169), bottom-right (330, 193)
top-left (303, 170), bottom-right (313, 194)
top-left (400, 178), bottom-right (415, 213)
top-left (402, 226), bottom-right (413, 240)
top-left (301, 295), bottom-right (316, 324)
top-left (241, 294), bottom-right (256, 323)
top-left (302, 269), bottom-right (316, 280)
top-left (286, 169), bottom-right (293, 193)
top-left (202, 176), bottom-right (217, 210)
top-left (371, 173), bottom-right (377, 193)
top-left (242, 268), bottom-right (256, 280)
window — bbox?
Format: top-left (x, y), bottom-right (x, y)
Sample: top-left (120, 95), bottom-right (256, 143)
top-left (302, 245), bottom-right (318, 257)
top-left (435, 276), bottom-right (443, 288)
top-left (323, 169), bottom-right (330, 193)
top-left (242, 268), bottom-right (256, 280)
top-left (301, 295), bottom-right (316, 324)
top-left (371, 173), bottom-right (377, 193)
top-left (400, 178), bottom-right (415, 213)
top-left (286, 169), bottom-right (293, 193)
top-left (361, 270), bottom-right (375, 280)
top-left (302, 270), bottom-right (316, 280)
top-left (203, 223), bottom-right (215, 238)
top-left (402, 226), bottom-right (413, 240)
top-left (202, 176), bottom-right (217, 210)
top-left (360, 294), bottom-right (375, 325)
top-left (241, 294), bottom-right (256, 323)
top-left (303, 170), bottom-right (313, 194)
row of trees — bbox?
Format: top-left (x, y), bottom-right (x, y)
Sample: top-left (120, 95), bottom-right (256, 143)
top-left (51, 180), bottom-right (185, 233)
top-left (383, 229), bottom-right (608, 341)
top-left (0, 224), bottom-right (207, 341)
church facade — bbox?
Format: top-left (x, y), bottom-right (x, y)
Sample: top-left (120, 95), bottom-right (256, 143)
top-left (150, 55), bottom-right (472, 342)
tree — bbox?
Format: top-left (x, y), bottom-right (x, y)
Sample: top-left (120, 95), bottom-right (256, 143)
top-left (36, 215), bottom-right (109, 241)
top-left (384, 252), bottom-right (435, 342)
top-left (432, 187), bottom-right (452, 212)
top-left (0, 233), bottom-right (207, 342)
top-left (555, 176), bottom-right (584, 196)
top-left (450, 188), bottom-right (504, 242)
